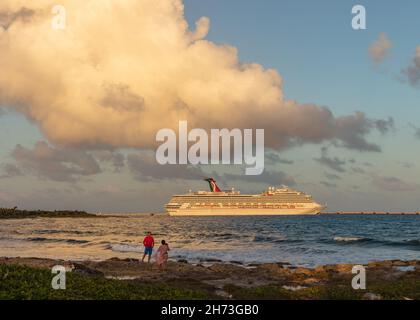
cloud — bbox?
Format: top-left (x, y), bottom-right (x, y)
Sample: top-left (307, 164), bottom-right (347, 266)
top-left (92, 150), bottom-right (125, 172)
top-left (0, 163), bottom-right (23, 178)
top-left (368, 33), bottom-right (392, 64)
top-left (409, 123), bottom-right (420, 139)
top-left (402, 46), bottom-right (420, 87)
top-left (12, 141), bottom-right (101, 182)
top-left (320, 181), bottom-right (337, 188)
top-left (398, 161), bottom-right (414, 169)
top-left (0, 0), bottom-right (389, 152)
top-left (224, 170), bottom-right (296, 187)
top-left (127, 152), bottom-right (207, 181)
top-left (371, 174), bottom-right (419, 192)
top-left (374, 117), bottom-right (395, 134)
top-left (314, 147), bottom-right (346, 172)
top-left (277, 158), bottom-right (294, 165)
top-left (351, 167), bottom-right (366, 174)
top-left (324, 172), bottom-right (341, 180)
top-left (101, 83), bottom-right (145, 112)
top-left (0, 6), bottom-right (34, 31)
top-left (265, 151), bottom-right (294, 165)
top-left (333, 113), bottom-right (393, 152)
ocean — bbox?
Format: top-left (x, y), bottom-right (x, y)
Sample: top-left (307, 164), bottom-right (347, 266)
top-left (1, 214), bottom-right (420, 267)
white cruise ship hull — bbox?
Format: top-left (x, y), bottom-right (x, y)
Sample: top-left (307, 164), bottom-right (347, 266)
top-left (167, 206), bottom-right (323, 216)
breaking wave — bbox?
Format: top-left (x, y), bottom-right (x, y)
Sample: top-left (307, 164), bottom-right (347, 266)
top-left (27, 237), bottom-right (90, 244)
top-left (107, 243), bottom-right (142, 253)
top-left (333, 236), bottom-right (368, 242)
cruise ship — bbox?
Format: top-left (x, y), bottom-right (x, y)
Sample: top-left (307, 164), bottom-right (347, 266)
top-left (165, 178), bottom-right (326, 216)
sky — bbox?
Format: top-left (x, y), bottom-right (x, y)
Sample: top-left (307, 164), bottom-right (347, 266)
top-left (0, 0), bottom-right (419, 212)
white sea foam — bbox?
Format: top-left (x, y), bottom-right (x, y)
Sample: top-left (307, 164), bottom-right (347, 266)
top-left (333, 236), bottom-right (365, 242)
top-left (109, 244), bottom-right (142, 253)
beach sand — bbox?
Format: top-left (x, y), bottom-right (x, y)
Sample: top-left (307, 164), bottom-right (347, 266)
top-left (0, 257), bottom-right (419, 300)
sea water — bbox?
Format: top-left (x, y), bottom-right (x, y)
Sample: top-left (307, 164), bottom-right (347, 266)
top-left (1, 214), bottom-right (419, 267)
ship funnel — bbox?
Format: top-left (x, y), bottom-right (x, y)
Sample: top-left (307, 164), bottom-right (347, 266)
top-left (204, 178), bottom-right (222, 192)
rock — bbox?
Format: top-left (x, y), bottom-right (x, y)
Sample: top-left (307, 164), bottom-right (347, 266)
top-left (407, 260), bottom-right (420, 266)
top-left (368, 260), bottom-right (393, 268)
top-left (108, 257), bottom-right (123, 262)
top-left (316, 265), bottom-right (338, 274)
top-left (247, 263), bottom-right (260, 267)
top-left (314, 266), bottom-right (327, 273)
top-left (335, 264), bottom-right (355, 273)
top-left (208, 264), bottom-right (245, 274)
top-left (256, 263), bottom-right (292, 277)
top-left (72, 263), bottom-right (104, 276)
top-left (303, 277), bottom-right (321, 285)
top-left (215, 290), bottom-right (233, 299)
top-left (177, 259), bottom-right (188, 264)
top-left (119, 258), bottom-right (139, 263)
top-left (201, 258), bottom-right (223, 263)
top-left (292, 267), bottom-right (314, 276)
top-left (282, 285), bottom-right (307, 291)
top-left (363, 293), bottom-right (382, 300)
top-left (393, 265), bottom-right (415, 272)
top-left (391, 260), bottom-right (408, 266)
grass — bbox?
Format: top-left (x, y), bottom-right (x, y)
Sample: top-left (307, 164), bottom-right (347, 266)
top-left (224, 284), bottom-right (364, 300)
top-left (1, 263), bottom-right (418, 300)
top-left (224, 276), bottom-right (420, 300)
top-left (368, 279), bottom-right (420, 300)
top-left (0, 264), bottom-right (213, 300)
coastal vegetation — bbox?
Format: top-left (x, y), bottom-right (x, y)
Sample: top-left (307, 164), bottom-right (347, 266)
top-left (0, 263), bottom-right (211, 300)
top-left (0, 208), bottom-right (97, 219)
top-left (0, 257), bottom-right (418, 300)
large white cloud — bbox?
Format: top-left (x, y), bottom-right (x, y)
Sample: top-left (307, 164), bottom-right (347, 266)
top-left (0, 0), bottom-right (389, 151)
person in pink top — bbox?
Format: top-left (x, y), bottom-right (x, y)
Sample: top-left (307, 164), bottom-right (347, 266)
top-left (156, 240), bottom-right (170, 270)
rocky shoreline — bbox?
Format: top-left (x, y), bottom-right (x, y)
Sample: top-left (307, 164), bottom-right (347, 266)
top-left (0, 256), bottom-right (419, 300)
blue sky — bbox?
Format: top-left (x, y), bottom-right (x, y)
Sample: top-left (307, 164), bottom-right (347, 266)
top-left (0, 0), bottom-right (419, 212)
top-left (182, 0), bottom-right (420, 210)
top-left (185, 0), bottom-right (420, 118)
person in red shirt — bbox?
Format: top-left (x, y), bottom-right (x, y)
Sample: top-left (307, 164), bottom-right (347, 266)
top-left (142, 231), bottom-right (154, 263)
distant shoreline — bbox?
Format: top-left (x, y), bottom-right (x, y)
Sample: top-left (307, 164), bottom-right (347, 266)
top-left (0, 208), bottom-right (99, 219)
top-left (2, 208), bottom-right (420, 219)
top-left (321, 212), bottom-right (420, 215)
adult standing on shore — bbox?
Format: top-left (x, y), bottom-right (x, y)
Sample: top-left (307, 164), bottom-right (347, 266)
top-left (142, 231), bottom-right (154, 263)
top-left (156, 240), bottom-right (170, 270)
